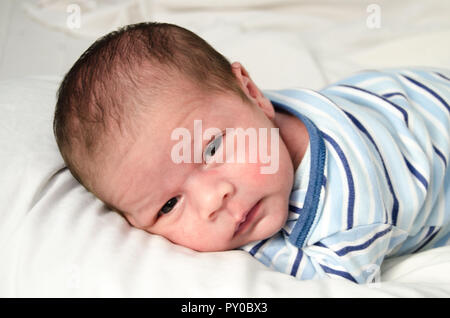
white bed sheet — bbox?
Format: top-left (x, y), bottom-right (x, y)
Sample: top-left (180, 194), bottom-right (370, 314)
top-left (1, 0), bottom-right (450, 297)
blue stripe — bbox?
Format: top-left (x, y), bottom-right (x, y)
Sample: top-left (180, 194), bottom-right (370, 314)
top-left (288, 204), bottom-right (302, 214)
top-left (249, 239), bottom-right (269, 256)
top-left (403, 156), bottom-right (428, 190)
top-left (343, 110), bottom-right (399, 225)
top-left (412, 227), bottom-right (440, 253)
top-left (335, 227), bottom-right (392, 256)
top-left (290, 249), bottom-right (303, 276)
top-left (382, 92), bottom-right (407, 99)
top-left (402, 74), bottom-right (450, 114)
top-left (339, 84), bottom-right (409, 125)
top-left (320, 265), bottom-right (357, 283)
top-left (435, 72), bottom-right (450, 82)
top-left (315, 242), bottom-right (327, 248)
top-left (322, 132), bottom-right (355, 229)
top-left (322, 175), bottom-right (327, 187)
top-left (433, 145), bottom-right (448, 167)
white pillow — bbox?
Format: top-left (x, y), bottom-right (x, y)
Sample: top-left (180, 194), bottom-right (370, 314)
top-left (1, 77), bottom-right (450, 297)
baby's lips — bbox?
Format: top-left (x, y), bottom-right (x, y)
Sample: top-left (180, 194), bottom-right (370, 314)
top-left (234, 214), bottom-right (248, 234)
top-left (233, 199), bottom-right (262, 236)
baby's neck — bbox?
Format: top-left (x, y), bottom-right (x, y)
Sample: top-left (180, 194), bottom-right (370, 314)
top-left (273, 109), bottom-right (310, 169)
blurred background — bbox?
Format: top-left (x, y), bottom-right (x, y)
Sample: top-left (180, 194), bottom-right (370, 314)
top-left (1, 0), bottom-right (450, 90)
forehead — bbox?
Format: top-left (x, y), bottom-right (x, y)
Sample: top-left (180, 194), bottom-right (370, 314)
top-left (143, 83), bottom-right (249, 136)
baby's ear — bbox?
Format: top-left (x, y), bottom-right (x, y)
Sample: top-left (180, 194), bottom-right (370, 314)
top-left (231, 62), bottom-right (275, 120)
top-left (231, 62), bottom-right (255, 97)
top-left (231, 62), bottom-right (251, 91)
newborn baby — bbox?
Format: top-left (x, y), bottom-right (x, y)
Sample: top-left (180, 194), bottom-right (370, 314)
top-left (54, 22), bottom-right (450, 284)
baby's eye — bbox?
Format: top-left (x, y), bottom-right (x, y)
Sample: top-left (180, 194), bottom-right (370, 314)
top-left (203, 133), bottom-right (223, 163)
top-left (159, 197), bottom-right (178, 215)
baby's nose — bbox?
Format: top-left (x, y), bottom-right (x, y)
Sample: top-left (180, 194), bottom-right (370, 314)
top-left (186, 174), bottom-right (234, 220)
top-left (201, 180), bottom-right (234, 220)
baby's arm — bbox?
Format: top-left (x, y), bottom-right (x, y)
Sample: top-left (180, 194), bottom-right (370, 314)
top-left (251, 67), bottom-right (450, 284)
top-left (245, 222), bottom-right (409, 284)
top-left (290, 223), bottom-right (408, 283)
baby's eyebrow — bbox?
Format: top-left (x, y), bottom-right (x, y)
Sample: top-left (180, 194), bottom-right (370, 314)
top-left (131, 164), bottom-right (183, 216)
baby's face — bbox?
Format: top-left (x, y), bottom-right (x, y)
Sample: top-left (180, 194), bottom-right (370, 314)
top-left (98, 83), bottom-right (294, 252)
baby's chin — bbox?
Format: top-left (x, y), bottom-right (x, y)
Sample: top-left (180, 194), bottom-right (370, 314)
top-left (174, 222), bottom-right (287, 252)
top-left (187, 242), bottom-right (236, 253)
top-left (184, 237), bottom-right (259, 252)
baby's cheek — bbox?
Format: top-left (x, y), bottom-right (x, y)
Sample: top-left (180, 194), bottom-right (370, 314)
top-left (245, 162), bottom-right (274, 187)
top-left (170, 225), bottom-right (230, 252)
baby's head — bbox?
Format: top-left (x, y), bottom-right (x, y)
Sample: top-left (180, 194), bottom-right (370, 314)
top-left (54, 22), bottom-right (295, 252)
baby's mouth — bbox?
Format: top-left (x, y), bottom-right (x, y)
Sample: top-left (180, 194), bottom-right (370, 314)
top-left (234, 199), bottom-right (262, 237)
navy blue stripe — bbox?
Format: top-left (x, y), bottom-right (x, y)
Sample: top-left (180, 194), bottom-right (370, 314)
top-left (433, 145), bottom-right (448, 167)
top-left (322, 175), bottom-right (327, 187)
top-left (402, 74), bottom-right (450, 114)
top-left (288, 204), bottom-right (302, 214)
top-left (338, 84), bottom-right (409, 125)
top-left (322, 132), bottom-right (355, 229)
top-left (320, 265), bottom-right (357, 283)
top-left (285, 219), bottom-right (300, 227)
top-left (249, 239), bottom-right (269, 256)
top-left (412, 227), bottom-right (440, 254)
top-left (343, 110), bottom-right (399, 225)
top-left (382, 92), bottom-right (407, 99)
top-left (403, 156), bottom-right (428, 190)
top-left (435, 72), bottom-right (450, 82)
top-left (290, 249), bottom-right (303, 277)
top-left (335, 227), bottom-right (392, 256)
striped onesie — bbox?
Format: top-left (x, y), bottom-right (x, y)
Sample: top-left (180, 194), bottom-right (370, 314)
top-left (240, 68), bottom-right (450, 284)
